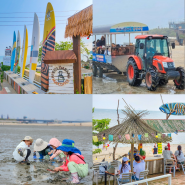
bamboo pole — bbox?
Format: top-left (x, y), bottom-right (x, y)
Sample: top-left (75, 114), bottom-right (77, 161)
top-left (131, 143), bottom-right (134, 172)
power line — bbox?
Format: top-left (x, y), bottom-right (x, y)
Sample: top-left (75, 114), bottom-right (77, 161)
top-left (0, 20), bottom-right (66, 22)
top-left (0, 23), bottom-right (66, 26)
top-left (0, 16), bottom-right (70, 18)
top-left (0, 10), bottom-right (79, 14)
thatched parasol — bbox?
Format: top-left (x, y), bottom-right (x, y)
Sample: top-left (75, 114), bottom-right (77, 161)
top-left (96, 101), bottom-right (172, 171)
top-left (65, 5), bottom-right (92, 38)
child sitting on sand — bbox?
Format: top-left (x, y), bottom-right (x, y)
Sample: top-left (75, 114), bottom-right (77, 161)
top-left (53, 139), bottom-right (88, 184)
top-left (49, 138), bottom-right (65, 161)
top-left (34, 138), bottom-right (53, 160)
top-left (13, 136), bottom-right (33, 164)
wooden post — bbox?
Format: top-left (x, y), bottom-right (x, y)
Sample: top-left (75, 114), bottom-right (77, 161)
top-left (84, 76), bottom-right (92, 94)
top-left (131, 143), bottom-right (134, 172)
top-left (73, 35), bottom-right (81, 94)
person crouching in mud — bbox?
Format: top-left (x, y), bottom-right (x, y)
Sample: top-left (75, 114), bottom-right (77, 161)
top-left (53, 139), bottom-right (88, 184)
top-left (13, 136), bottom-right (33, 164)
top-left (33, 138), bottom-right (53, 160)
top-left (49, 138), bottom-right (65, 162)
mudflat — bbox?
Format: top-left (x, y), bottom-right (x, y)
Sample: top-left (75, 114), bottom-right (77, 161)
top-left (0, 125), bottom-right (93, 185)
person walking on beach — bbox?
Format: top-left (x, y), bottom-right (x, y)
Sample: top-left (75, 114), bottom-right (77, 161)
top-left (53, 139), bottom-right (88, 184)
top-left (118, 157), bottom-right (131, 183)
top-left (174, 145), bottom-right (184, 167)
top-left (49, 138), bottom-right (65, 161)
top-left (132, 155), bottom-right (145, 180)
top-left (163, 146), bottom-right (178, 173)
top-left (13, 136), bottom-right (33, 164)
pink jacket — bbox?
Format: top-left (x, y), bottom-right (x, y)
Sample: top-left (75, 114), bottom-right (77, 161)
top-left (49, 138), bottom-right (62, 160)
top-left (60, 154), bottom-right (85, 171)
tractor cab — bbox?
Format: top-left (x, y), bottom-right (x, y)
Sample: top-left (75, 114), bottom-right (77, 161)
top-left (127, 35), bottom-right (184, 91)
top-left (135, 35), bottom-right (175, 72)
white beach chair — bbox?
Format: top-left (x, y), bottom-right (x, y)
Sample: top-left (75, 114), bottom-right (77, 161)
top-left (92, 164), bottom-right (105, 185)
top-left (133, 170), bottom-right (149, 185)
top-left (117, 172), bottom-right (133, 185)
top-left (164, 159), bottom-right (176, 177)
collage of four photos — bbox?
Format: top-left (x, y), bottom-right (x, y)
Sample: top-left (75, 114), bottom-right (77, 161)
top-left (0, 0), bottom-right (185, 185)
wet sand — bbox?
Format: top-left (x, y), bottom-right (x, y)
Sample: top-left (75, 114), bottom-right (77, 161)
top-left (93, 46), bottom-right (185, 94)
top-left (0, 125), bottom-right (93, 185)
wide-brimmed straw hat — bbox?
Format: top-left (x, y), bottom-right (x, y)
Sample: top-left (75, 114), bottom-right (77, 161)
top-left (22, 136), bottom-right (33, 143)
top-left (57, 139), bottom-right (81, 154)
top-left (34, 138), bottom-right (48, 152)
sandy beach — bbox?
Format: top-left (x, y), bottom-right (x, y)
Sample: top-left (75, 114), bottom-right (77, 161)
top-left (0, 125), bottom-right (93, 185)
top-left (93, 144), bottom-right (185, 162)
top-left (0, 122), bottom-right (92, 127)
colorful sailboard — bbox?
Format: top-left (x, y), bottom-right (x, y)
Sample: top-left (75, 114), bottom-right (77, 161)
top-left (14, 30), bottom-right (21, 73)
top-left (159, 103), bottom-right (185, 115)
top-left (20, 25), bottom-right (28, 77)
top-left (29, 13), bottom-right (40, 84)
top-left (10, 31), bottom-right (16, 71)
top-left (41, 2), bottom-right (56, 92)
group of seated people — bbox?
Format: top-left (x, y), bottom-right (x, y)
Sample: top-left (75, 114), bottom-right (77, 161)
top-left (163, 145), bottom-right (184, 173)
top-left (118, 154), bottom-right (145, 183)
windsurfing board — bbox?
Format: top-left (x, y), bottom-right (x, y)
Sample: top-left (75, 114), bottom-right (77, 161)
top-left (20, 25), bottom-right (28, 77)
top-left (10, 31), bottom-right (16, 71)
top-left (13, 30), bottom-right (21, 73)
top-left (29, 13), bottom-right (40, 84)
top-left (41, 2), bottom-right (56, 92)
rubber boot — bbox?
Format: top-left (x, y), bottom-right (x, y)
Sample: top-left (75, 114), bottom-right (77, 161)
top-left (33, 152), bottom-right (37, 159)
top-left (71, 172), bottom-right (79, 184)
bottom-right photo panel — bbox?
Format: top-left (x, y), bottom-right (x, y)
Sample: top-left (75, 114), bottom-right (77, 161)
top-left (92, 95), bottom-right (185, 185)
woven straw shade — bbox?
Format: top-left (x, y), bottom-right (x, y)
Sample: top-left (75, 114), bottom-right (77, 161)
top-left (96, 104), bottom-right (172, 144)
top-left (65, 5), bottom-right (92, 38)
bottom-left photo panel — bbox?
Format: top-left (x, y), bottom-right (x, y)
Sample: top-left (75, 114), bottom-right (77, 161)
top-left (0, 95), bottom-right (93, 185)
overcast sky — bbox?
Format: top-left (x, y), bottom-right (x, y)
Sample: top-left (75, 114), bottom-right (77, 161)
top-left (0, 0), bottom-right (92, 56)
top-left (93, 0), bottom-right (184, 42)
top-left (93, 94), bottom-right (185, 111)
top-left (0, 95), bottom-right (92, 121)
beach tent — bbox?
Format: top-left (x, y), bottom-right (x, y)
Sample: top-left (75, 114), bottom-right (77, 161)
top-left (96, 102), bottom-right (172, 171)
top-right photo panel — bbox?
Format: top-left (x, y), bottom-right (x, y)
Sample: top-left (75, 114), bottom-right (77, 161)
top-left (92, 0), bottom-right (185, 94)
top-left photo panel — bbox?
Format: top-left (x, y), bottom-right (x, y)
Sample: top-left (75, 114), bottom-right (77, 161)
top-left (0, 0), bottom-right (93, 94)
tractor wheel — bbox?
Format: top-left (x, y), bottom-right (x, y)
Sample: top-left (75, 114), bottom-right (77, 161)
top-left (92, 64), bottom-right (97, 77)
top-left (173, 67), bottom-right (185, 90)
top-left (145, 68), bottom-right (159, 91)
top-left (126, 59), bottom-right (142, 86)
top-left (97, 67), bottom-right (103, 78)
top-left (158, 79), bottom-right (168, 86)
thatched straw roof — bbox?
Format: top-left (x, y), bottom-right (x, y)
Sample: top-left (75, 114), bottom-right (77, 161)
top-left (96, 103), bottom-right (172, 144)
top-left (65, 5), bottom-right (92, 38)
top-left (144, 119), bottom-right (185, 133)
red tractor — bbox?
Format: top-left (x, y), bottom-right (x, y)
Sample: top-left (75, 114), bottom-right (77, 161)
top-left (126, 35), bottom-right (184, 91)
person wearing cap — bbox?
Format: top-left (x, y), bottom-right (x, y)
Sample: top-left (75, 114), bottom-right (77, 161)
top-left (163, 145), bottom-right (178, 173)
top-left (13, 136), bottom-right (33, 163)
top-left (53, 139), bottom-right (88, 184)
top-left (118, 157), bottom-right (131, 183)
top-left (132, 155), bottom-right (145, 180)
top-left (49, 138), bottom-right (65, 161)
top-left (34, 138), bottom-right (53, 160)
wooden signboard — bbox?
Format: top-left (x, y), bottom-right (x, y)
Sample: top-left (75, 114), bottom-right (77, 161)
top-left (48, 63), bottom-right (74, 94)
top-left (159, 103), bottom-right (185, 115)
